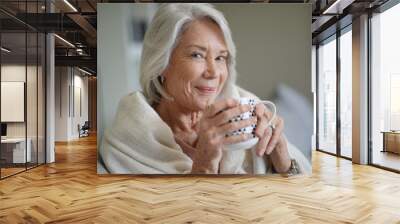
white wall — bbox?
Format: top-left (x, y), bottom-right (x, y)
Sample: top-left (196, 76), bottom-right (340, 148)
top-left (55, 67), bottom-right (69, 141)
top-left (72, 73), bottom-right (89, 138)
top-left (1, 66), bottom-right (26, 137)
top-left (1, 63), bottom-right (46, 163)
top-left (1, 65), bottom-right (39, 137)
top-left (55, 67), bottom-right (89, 141)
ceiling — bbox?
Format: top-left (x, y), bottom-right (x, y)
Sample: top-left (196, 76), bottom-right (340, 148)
top-left (0, 0), bottom-right (394, 74)
top-left (0, 0), bottom-right (98, 74)
top-left (311, 0), bottom-right (389, 44)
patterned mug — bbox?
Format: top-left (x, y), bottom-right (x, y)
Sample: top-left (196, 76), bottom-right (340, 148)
top-left (225, 97), bottom-right (276, 151)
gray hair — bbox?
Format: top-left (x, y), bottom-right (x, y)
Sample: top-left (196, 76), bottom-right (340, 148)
top-left (139, 3), bottom-right (237, 104)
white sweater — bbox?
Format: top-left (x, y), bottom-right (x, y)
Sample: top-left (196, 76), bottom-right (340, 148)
top-left (99, 86), bottom-right (311, 175)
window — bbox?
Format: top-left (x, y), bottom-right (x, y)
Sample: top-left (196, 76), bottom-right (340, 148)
top-left (316, 24), bottom-right (353, 159)
top-left (339, 27), bottom-right (352, 158)
top-left (390, 74), bottom-right (400, 130)
top-left (370, 2), bottom-right (400, 171)
top-left (317, 35), bottom-right (337, 155)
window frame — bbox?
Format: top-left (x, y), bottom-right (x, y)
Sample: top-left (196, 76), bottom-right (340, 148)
top-left (315, 23), bottom-right (353, 161)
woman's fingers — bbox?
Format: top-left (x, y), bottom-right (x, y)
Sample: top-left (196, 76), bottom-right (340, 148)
top-left (219, 117), bottom-right (257, 134)
top-left (265, 118), bottom-right (284, 155)
top-left (256, 127), bottom-right (272, 156)
top-left (256, 103), bottom-right (274, 121)
top-left (205, 98), bottom-right (238, 118)
top-left (254, 103), bottom-right (269, 156)
top-left (254, 104), bottom-right (272, 138)
top-left (254, 115), bottom-right (268, 138)
top-left (212, 104), bottom-right (252, 126)
top-left (254, 105), bottom-right (285, 156)
top-left (254, 103), bottom-right (265, 118)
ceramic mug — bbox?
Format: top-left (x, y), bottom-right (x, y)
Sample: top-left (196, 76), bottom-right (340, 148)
top-left (225, 97), bottom-right (276, 151)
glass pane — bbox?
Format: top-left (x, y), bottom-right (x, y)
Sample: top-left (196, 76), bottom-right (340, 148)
top-left (1, 31), bottom-right (27, 177)
top-left (340, 29), bottom-right (352, 158)
top-left (27, 31), bottom-right (38, 169)
top-left (318, 36), bottom-right (337, 154)
top-left (371, 3), bottom-right (400, 171)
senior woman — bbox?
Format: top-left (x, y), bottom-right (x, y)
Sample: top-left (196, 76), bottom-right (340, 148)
top-left (100, 3), bottom-right (311, 175)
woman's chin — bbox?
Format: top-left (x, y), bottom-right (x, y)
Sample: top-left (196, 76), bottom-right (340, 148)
top-left (196, 97), bottom-right (216, 110)
top-left (191, 91), bottom-right (218, 110)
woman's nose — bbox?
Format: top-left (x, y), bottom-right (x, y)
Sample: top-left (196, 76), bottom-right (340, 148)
top-left (203, 57), bottom-right (218, 79)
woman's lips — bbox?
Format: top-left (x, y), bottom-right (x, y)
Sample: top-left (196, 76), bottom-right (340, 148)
top-left (195, 86), bottom-right (217, 95)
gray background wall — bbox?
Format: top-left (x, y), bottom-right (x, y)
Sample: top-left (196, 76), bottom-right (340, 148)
top-left (216, 4), bottom-right (312, 102)
top-left (97, 3), bottom-right (312, 154)
top-left (97, 4), bottom-right (156, 145)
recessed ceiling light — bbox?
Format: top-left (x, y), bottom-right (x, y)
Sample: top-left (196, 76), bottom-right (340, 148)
top-left (1, 47), bottom-right (11, 53)
top-left (78, 67), bottom-right (92, 76)
top-left (54, 34), bottom-right (75, 48)
top-left (63, 0), bottom-right (78, 12)
top-left (322, 0), bottom-right (354, 15)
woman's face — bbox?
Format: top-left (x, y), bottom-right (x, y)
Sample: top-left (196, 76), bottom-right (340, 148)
top-left (162, 18), bottom-right (229, 112)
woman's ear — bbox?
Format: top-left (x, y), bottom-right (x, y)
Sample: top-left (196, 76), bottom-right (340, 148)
top-left (157, 75), bottom-right (165, 84)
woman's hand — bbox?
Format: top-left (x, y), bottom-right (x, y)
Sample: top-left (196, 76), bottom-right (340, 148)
top-left (191, 99), bottom-right (257, 174)
top-left (253, 103), bottom-right (291, 173)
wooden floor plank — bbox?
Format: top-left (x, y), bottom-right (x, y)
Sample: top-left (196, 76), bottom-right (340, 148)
top-left (0, 134), bottom-right (400, 223)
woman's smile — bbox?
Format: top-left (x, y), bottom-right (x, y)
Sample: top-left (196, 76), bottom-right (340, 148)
top-left (195, 86), bottom-right (217, 95)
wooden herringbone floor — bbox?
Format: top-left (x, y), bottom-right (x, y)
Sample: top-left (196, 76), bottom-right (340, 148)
top-left (1, 134), bottom-right (400, 224)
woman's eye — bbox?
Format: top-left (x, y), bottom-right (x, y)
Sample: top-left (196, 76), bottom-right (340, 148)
top-left (216, 56), bottom-right (227, 62)
top-left (191, 52), bottom-right (204, 59)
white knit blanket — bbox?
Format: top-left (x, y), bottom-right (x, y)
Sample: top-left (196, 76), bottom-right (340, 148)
top-left (99, 86), bottom-right (311, 175)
